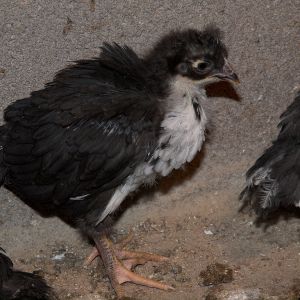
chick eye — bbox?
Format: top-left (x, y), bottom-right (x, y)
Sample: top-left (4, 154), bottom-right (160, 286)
top-left (197, 61), bottom-right (210, 70)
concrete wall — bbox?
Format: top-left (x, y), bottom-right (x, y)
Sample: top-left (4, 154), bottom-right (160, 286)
top-left (0, 1), bottom-right (299, 298)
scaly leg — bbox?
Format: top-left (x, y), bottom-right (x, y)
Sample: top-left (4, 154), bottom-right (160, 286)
top-left (88, 233), bottom-right (174, 298)
top-left (84, 231), bottom-right (135, 266)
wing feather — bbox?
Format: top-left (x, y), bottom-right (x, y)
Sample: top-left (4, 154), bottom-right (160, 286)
top-left (240, 92), bottom-right (300, 214)
top-left (3, 43), bottom-right (163, 222)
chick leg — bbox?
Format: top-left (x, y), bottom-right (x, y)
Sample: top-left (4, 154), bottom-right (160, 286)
top-left (85, 245), bottom-right (167, 270)
top-left (85, 231), bottom-right (135, 265)
top-left (85, 231), bottom-right (168, 268)
top-left (91, 233), bottom-right (174, 299)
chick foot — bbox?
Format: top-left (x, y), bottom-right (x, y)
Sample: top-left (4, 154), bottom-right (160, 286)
top-left (87, 233), bottom-right (174, 299)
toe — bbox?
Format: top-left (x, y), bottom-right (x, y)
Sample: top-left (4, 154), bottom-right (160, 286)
top-left (84, 247), bottom-right (99, 266)
top-left (115, 260), bottom-right (174, 291)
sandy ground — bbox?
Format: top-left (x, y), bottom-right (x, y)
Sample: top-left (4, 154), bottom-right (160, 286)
top-left (0, 0), bottom-right (299, 299)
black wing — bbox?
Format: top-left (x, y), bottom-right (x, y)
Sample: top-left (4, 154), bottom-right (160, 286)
top-left (3, 43), bottom-right (162, 223)
top-left (0, 249), bottom-right (53, 300)
top-left (240, 91), bottom-right (300, 215)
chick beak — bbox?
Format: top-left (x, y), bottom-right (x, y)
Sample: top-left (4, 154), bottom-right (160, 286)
top-left (212, 59), bottom-right (239, 83)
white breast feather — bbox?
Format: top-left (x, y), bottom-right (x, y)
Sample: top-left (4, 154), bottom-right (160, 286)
top-left (98, 76), bottom-right (208, 222)
top-left (152, 77), bottom-right (207, 176)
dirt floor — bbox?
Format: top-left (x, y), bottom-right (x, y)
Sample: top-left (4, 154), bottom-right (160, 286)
top-left (0, 0), bottom-right (299, 299)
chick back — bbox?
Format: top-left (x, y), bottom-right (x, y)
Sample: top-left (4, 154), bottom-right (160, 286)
top-left (0, 43), bottom-right (163, 230)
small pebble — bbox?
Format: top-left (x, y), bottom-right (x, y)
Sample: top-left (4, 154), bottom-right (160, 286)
top-left (204, 229), bottom-right (214, 235)
top-left (200, 263), bottom-right (233, 286)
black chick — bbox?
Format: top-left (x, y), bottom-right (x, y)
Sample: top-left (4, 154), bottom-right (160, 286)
top-left (240, 91), bottom-right (300, 216)
top-left (0, 248), bottom-right (53, 300)
top-left (0, 26), bottom-right (238, 298)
